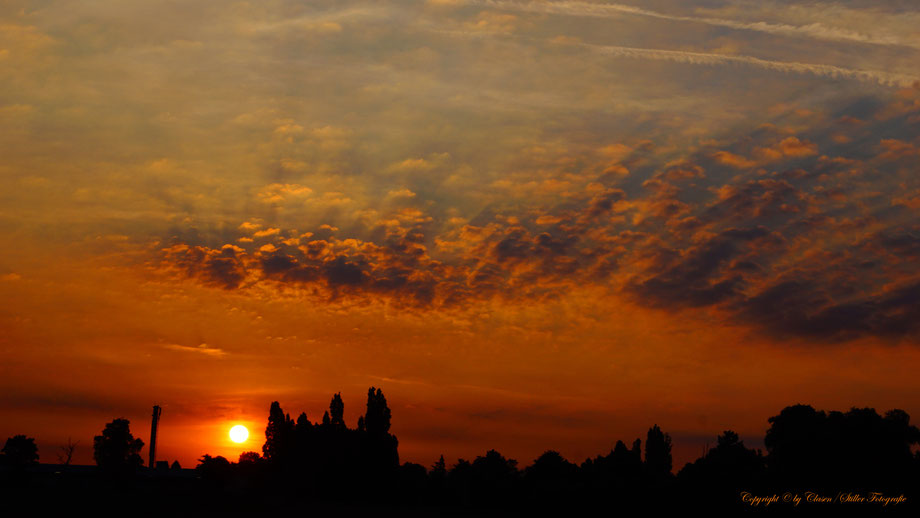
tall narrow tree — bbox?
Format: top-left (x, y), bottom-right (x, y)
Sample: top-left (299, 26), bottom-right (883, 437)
top-left (263, 401), bottom-right (293, 463)
top-left (364, 387), bottom-right (392, 436)
top-left (645, 424), bottom-right (673, 476)
top-left (329, 393), bottom-right (345, 428)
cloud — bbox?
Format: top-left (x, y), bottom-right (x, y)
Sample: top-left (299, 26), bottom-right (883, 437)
top-left (20, 0), bottom-right (909, 345)
top-left (776, 136), bottom-right (819, 157)
top-left (465, 11), bottom-right (519, 33)
top-left (152, 90), bottom-right (920, 343)
top-left (0, 389), bottom-right (126, 413)
top-left (163, 343), bottom-right (227, 358)
top-left (468, 0), bottom-right (920, 50)
top-left (387, 188), bottom-right (417, 199)
top-left (658, 162), bottom-right (705, 182)
top-left (253, 228), bottom-right (282, 238)
top-left (257, 183), bottom-right (313, 203)
top-left (893, 191), bottom-right (920, 209)
top-left (878, 139), bottom-right (920, 161)
top-left (736, 276), bottom-right (920, 342)
top-left (160, 244), bottom-right (248, 289)
top-left (577, 41), bottom-right (920, 87)
top-left (156, 192), bottom-right (626, 308)
top-left (712, 150), bottom-right (758, 169)
top-left (387, 153), bottom-right (451, 174)
top-left (627, 226), bottom-right (773, 308)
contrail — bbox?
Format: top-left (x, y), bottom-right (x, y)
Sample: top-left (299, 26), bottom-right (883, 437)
top-left (469, 0), bottom-right (920, 50)
top-left (433, 26), bottom-right (920, 87)
top-left (580, 42), bottom-right (919, 87)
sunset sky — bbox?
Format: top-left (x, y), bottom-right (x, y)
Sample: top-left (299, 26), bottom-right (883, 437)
top-left (2, 0), bottom-right (919, 470)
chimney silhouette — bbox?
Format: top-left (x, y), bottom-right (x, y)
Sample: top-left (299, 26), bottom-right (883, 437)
top-left (149, 405), bottom-right (161, 468)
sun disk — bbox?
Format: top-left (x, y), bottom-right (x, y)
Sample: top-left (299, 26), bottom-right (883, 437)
top-left (229, 424), bottom-right (249, 443)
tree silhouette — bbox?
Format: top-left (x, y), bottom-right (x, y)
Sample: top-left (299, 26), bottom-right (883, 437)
top-left (431, 455), bottom-right (447, 480)
top-left (295, 412), bottom-right (311, 432)
top-left (4, 396), bottom-right (910, 513)
top-left (359, 387), bottom-right (399, 477)
top-left (765, 404), bottom-right (920, 491)
top-left (677, 429), bottom-right (766, 508)
top-left (469, 450), bottom-right (520, 506)
top-left (364, 387), bottom-right (392, 436)
top-left (263, 401), bottom-right (293, 464)
top-left (524, 450), bottom-right (577, 507)
top-left (56, 437), bottom-right (78, 466)
top-left (645, 424), bottom-right (673, 477)
top-left (764, 404), bottom-right (826, 485)
top-left (428, 454), bottom-right (448, 500)
top-left (196, 454), bottom-right (233, 487)
top-left (1, 435), bottom-right (39, 469)
top-left (329, 393), bottom-right (345, 428)
top-left (239, 451), bottom-right (262, 464)
top-left (93, 418), bottom-right (144, 474)
top-left (448, 458), bottom-right (473, 504)
top-left (398, 461), bottom-right (429, 501)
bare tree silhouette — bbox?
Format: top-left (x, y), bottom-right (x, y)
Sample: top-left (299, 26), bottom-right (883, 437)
top-left (56, 437), bottom-right (78, 466)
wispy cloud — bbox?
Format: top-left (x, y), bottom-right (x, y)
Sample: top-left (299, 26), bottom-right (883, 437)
top-left (162, 343), bottom-right (227, 358)
top-left (438, 26), bottom-right (920, 87)
top-left (578, 41), bottom-right (920, 87)
top-left (470, 0), bottom-right (920, 50)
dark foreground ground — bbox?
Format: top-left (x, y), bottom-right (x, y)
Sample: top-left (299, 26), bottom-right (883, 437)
top-left (1, 464), bottom-right (917, 517)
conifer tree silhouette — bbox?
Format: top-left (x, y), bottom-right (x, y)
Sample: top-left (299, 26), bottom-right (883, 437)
top-left (263, 401), bottom-right (293, 464)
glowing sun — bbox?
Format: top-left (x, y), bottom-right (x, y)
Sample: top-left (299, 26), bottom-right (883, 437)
top-left (229, 424), bottom-right (249, 443)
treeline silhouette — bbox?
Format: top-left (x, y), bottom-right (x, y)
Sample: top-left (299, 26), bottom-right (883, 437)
top-left (199, 388), bottom-right (400, 500)
top-left (190, 392), bottom-right (920, 513)
top-left (2, 390), bottom-right (919, 514)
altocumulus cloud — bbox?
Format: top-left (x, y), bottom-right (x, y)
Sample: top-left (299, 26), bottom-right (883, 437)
top-left (154, 85), bottom-right (920, 343)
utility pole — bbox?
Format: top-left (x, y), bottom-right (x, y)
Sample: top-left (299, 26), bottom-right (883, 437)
top-left (149, 405), bottom-right (162, 469)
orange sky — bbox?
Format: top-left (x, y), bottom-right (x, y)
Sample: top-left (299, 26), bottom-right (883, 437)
top-left (2, 0), bottom-right (919, 472)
